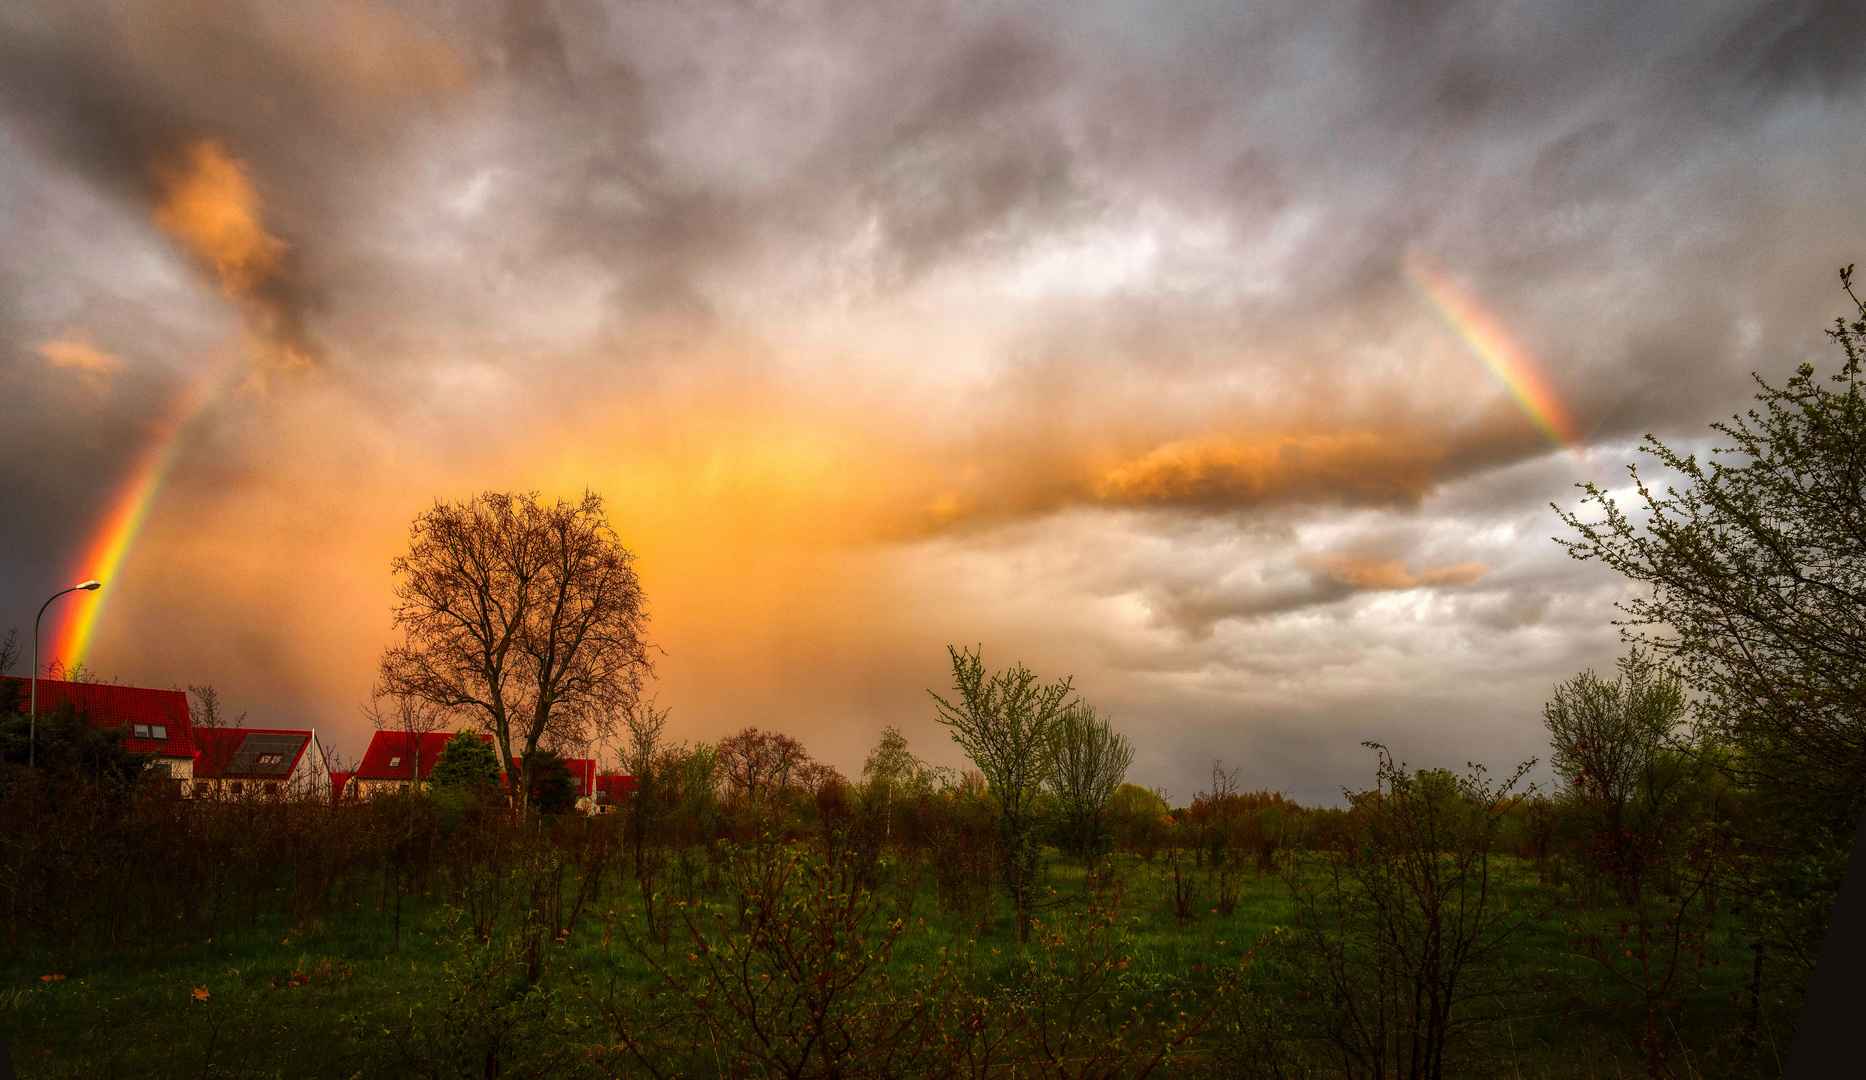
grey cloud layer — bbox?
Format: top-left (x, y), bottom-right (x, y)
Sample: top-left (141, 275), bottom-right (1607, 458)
top-left (3, 0), bottom-right (1864, 796)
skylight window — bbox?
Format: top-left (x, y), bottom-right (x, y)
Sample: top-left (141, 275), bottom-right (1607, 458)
top-left (256, 753), bottom-right (284, 766)
top-left (131, 723), bottom-right (168, 740)
top-left (388, 756), bottom-right (402, 768)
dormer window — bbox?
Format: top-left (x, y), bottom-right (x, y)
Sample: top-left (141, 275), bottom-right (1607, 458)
top-left (131, 723), bottom-right (168, 740)
top-left (388, 756), bottom-right (402, 769)
top-left (256, 753), bottom-right (284, 766)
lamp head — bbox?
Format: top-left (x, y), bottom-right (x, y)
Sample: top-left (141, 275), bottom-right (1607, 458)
top-left (76, 580), bottom-right (101, 591)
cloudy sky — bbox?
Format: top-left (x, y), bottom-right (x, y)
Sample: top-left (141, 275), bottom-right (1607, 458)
top-left (3, 0), bottom-right (1864, 802)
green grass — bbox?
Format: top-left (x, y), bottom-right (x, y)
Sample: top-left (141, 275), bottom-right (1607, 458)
top-left (0, 851), bottom-right (1800, 1079)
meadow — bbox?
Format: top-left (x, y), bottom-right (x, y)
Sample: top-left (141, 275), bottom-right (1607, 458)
top-left (0, 776), bottom-right (1802, 1080)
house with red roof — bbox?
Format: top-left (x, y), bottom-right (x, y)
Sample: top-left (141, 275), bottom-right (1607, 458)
top-left (329, 770), bottom-right (356, 804)
top-left (191, 726), bottom-right (330, 800)
top-left (593, 774), bottom-right (637, 812)
top-left (3, 676), bottom-right (199, 782)
top-left (561, 755), bottom-right (597, 808)
top-left (352, 730), bottom-right (463, 797)
top-left (352, 729), bottom-right (609, 811)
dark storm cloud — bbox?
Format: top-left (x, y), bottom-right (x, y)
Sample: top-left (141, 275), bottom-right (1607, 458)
top-left (1720, 0), bottom-right (1866, 95)
top-left (0, 1), bottom-right (477, 367)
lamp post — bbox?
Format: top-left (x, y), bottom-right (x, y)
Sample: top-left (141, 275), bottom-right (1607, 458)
top-left (31, 580), bottom-right (101, 767)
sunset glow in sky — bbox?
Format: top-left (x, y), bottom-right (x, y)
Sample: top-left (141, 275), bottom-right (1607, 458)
top-left (5, 0), bottom-right (1865, 800)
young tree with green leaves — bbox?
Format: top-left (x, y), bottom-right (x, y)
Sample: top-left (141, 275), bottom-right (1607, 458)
top-left (1283, 746), bottom-right (1542, 1080)
top-left (622, 698), bottom-right (671, 881)
top-left (930, 645), bottom-right (1074, 941)
top-left (1543, 659), bottom-right (1736, 1075)
top-left (1556, 267), bottom-right (1866, 802)
top-left (1048, 703), bottom-right (1134, 862)
top-left (1543, 651), bottom-right (1689, 902)
top-left (1554, 269), bottom-right (1866, 1049)
top-left (862, 725), bottom-right (931, 844)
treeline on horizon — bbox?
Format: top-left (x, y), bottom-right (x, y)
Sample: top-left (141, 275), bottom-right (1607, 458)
top-left (4, 268), bottom-right (1866, 1079)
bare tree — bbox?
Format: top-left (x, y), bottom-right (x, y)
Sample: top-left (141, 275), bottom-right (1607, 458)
top-left (622, 698), bottom-right (670, 777)
top-left (185, 684), bottom-right (245, 730)
top-left (717, 726), bottom-right (812, 808)
top-left (930, 645), bottom-right (1074, 942)
top-left (511, 492), bottom-right (652, 779)
top-left (323, 746), bottom-right (358, 804)
top-left (185, 684), bottom-right (248, 793)
top-left (377, 490), bottom-right (652, 807)
top-left (622, 698), bottom-right (672, 881)
top-left (1048, 703), bottom-right (1134, 862)
top-left (0, 628), bottom-right (19, 676)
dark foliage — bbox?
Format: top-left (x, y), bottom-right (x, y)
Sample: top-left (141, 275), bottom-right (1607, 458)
top-left (524, 747), bottom-right (578, 815)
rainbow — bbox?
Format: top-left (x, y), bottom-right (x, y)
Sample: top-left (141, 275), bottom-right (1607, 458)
top-left (1402, 254), bottom-right (1579, 449)
top-left (45, 138), bottom-right (288, 675)
top-left (47, 358), bottom-right (237, 673)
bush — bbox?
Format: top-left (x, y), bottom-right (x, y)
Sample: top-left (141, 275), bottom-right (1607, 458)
top-left (429, 731), bottom-right (501, 796)
top-left (524, 748), bottom-right (577, 815)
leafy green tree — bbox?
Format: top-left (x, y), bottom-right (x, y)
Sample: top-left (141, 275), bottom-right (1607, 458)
top-left (1543, 658), bottom-right (1738, 1073)
top-left (862, 725), bottom-right (932, 844)
top-left (1555, 267), bottom-right (1866, 803)
top-left (1047, 703), bottom-right (1133, 861)
top-left (1543, 652), bottom-right (1689, 902)
top-left (930, 645), bottom-right (1074, 941)
top-left (1108, 783), bottom-right (1168, 817)
top-left (524, 748), bottom-right (577, 815)
top-left (1551, 270), bottom-right (1866, 1049)
top-left (430, 731), bottom-right (502, 795)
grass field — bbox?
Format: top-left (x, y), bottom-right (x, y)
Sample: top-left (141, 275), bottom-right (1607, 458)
top-left (1, 843), bottom-right (1801, 1079)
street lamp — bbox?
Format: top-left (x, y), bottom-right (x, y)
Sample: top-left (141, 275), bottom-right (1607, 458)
top-left (31, 580), bottom-right (101, 767)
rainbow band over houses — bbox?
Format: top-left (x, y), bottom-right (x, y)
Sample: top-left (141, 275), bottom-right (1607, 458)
top-left (47, 138), bottom-right (289, 675)
top-left (1402, 254), bottom-right (1580, 450)
top-left (49, 362), bottom-right (233, 673)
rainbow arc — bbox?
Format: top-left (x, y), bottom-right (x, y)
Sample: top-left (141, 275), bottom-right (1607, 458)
top-left (48, 355), bottom-right (242, 673)
top-left (1402, 254), bottom-right (1580, 450)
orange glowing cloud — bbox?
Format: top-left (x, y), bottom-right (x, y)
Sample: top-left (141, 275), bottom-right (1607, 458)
top-left (37, 338), bottom-right (126, 389)
top-left (1303, 554), bottom-right (1488, 591)
top-left (1093, 431), bottom-right (1446, 509)
top-left (152, 139), bottom-right (288, 299)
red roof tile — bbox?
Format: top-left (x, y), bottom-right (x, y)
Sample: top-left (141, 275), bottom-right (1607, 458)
top-left (356, 730), bottom-right (472, 781)
top-left (193, 727), bottom-right (315, 780)
top-left (595, 774), bottom-right (637, 803)
top-left (329, 771), bottom-right (354, 804)
top-left (3, 676), bottom-right (197, 759)
top-left (354, 732), bottom-right (599, 796)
